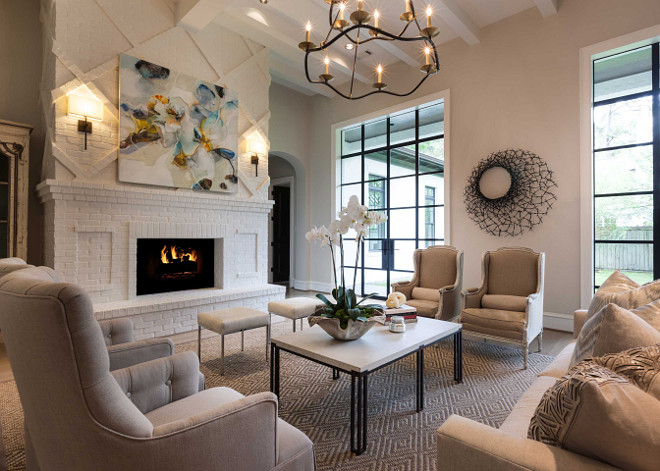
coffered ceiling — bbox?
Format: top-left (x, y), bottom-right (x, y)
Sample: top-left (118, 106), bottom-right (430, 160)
top-left (174, 0), bottom-right (559, 98)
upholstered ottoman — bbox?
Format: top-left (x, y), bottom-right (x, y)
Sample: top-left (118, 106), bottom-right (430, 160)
top-left (197, 307), bottom-right (270, 375)
top-left (268, 297), bottom-right (325, 332)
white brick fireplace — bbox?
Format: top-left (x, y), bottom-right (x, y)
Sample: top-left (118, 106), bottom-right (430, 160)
top-left (38, 180), bottom-right (285, 340)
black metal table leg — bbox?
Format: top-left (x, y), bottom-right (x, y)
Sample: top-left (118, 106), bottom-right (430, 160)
top-left (273, 345), bottom-right (280, 397)
top-left (332, 368), bottom-right (340, 380)
top-left (454, 330), bottom-right (463, 383)
top-left (417, 347), bottom-right (425, 412)
top-left (361, 374), bottom-right (367, 453)
top-left (350, 372), bottom-right (367, 455)
top-left (270, 343), bottom-right (275, 392)
top-left (350, 373), bottom-right (356, 452)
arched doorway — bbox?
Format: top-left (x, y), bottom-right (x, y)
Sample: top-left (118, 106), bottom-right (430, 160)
top-left (269, 154), bottom-right (295, 285)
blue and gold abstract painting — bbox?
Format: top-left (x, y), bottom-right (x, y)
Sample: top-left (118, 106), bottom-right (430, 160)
top-left (118, 54), bottom-right (239, 193)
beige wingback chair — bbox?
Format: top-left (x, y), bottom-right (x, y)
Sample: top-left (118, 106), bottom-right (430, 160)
top-left (0, 267), bottom-right (315, 471)
top-left (460, 247), bottom-right (545, 369)
top-left (392, 246), bottom-right (464, 321)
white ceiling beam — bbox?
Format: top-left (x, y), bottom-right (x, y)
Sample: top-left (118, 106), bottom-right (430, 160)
top-left (375, 40), bottom-right (421, 68)
top-left (534, 0), bottom-right (559, 17)
top-left (176, 0), bottom-right (235, 33)
top-left (270, 54), bottom-right (336, 98)
top-left (436, 0), bottom-right (480, 45)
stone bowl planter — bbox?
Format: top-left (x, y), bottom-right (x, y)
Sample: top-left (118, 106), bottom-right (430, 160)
top-left (308, 314), bottom-right (386, 341)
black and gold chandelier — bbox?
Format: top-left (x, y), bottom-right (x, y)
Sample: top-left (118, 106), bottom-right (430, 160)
top-left (299, 0), bottom-right (440, 100)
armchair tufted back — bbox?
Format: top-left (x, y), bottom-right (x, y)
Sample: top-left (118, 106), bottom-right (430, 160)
top-left (417, 246), bottom-right (460, 290)
top-left (0, 268), bottom-right (153, 469)
top-left (0, 257), bottom-right (34, 279)
top-left (486, 247), bottom-right (543, 297)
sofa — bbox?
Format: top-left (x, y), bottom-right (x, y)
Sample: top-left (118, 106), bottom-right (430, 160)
top-left (437, 309), bottom-right (620, 470)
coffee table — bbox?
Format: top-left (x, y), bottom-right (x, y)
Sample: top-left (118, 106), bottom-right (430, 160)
top-left (270, 317), bottom-right (462, 455)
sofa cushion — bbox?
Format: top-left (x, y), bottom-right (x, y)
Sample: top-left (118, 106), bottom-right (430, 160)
top-left (499, 376), bottom-right (558, 437)
top-left (587, 272), bottom-right (660, 320)
top-left (539, 340), bottom-right (576, 379)
top-left (461, 308), bottom-right (525, 334)
top-left (406, 299), bottom-right (438, 318)
top-left (412, 287), bottom-right (440, 302)
top-left (528, 361), bottom-right (660, 471)
top-left (481, 294), bottom-right (527, 312)
top-left (571, 303), bottom-right (660, 367)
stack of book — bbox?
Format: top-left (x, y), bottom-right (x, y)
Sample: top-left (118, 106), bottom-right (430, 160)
top-left (382, 305), bottom-right (417, 324)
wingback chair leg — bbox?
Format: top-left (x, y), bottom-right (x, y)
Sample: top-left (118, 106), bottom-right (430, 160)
top-left (293, 319), bottom-right (296, 332)
top-left (241, 330), bottom-right (245, 352)
top-left (197, 326), bottom-right (202, 360)
top-left (523, 345), bottom-right (528, 370)
top-left (221, 334), bottom-right (225, 376)
top-left (537, 332), bottom-right (543, 353)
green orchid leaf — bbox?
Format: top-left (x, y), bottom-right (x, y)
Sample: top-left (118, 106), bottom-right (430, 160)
top-left (356, 293), bottom-right (378, 306)
top-left (316, 293), bottom-right (334, 307)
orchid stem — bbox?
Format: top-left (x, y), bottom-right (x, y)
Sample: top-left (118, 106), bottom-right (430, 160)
top-left (353, 235), bottom-right (361, 292)
top-left (329, 242), bottom-right (338, 293)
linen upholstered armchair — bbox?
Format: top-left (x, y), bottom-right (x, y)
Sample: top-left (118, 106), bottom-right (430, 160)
top-left (460, 247), bottom-right (545, 369)
top-left (0, 257), bottom-right (33, 279)
top-left (392, 245), bottom-right (464, 321)
top-left (0, 267), bottom-right (315, 471)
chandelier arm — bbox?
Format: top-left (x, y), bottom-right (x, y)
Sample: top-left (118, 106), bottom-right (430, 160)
top-left (309, 24), bottom-right (438, 52)
top-left (348, 27), bottom-right (361, 98)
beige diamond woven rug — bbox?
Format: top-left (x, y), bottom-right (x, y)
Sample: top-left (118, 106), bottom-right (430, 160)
top-left (0, 322), bottom-right (553, 470)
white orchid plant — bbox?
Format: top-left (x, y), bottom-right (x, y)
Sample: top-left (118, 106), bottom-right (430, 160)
top-left (306, 196), bottom-right (388, 329)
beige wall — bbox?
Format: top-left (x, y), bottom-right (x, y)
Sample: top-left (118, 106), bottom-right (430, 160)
top-left (294, 0), bottom-right (660, 315)
top-left (0, 0), bottom-right (45, 264)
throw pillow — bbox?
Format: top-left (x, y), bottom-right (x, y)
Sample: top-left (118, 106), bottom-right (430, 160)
top-left (592, 344), bottom-right (660, 401)
top-left (587, 273), bottom-right (660, 320)
top-left (571, 303), bottom-right (660, 367)
top-left (528, 362), bottom-right (660, 470)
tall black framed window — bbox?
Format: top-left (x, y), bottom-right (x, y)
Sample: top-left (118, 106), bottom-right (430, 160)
top-left (339, 102), bottom-right (445, 298)
top-left (592, 42), bottom-right (659, 289)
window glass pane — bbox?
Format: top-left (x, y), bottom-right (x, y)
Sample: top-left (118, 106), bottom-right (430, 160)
top-left (390, 109), bottom-right (416, 146)
top-left (364, 151), bottom-right (387, 179)
top-left (0, 185), bottom-right (8, 221)
top-left (0, 222), bottom-right (6, 258)
top-left (364, 240), bottom-right (384, 268)
top-left (341, 183), bottom-right (362, 208)
top-left (594, 46), bottom-right (652, 102)
top-left (419, 173), bottom-right (444, 205)
top-left (363, 269), bottom-right (388, 297)
top-left (343, 239), bottom-right (360, 268)
top-left (341, 126), bottom-right (361, 155)
top-left (594, 96), bottom-right (653, 149)
top-left (341, 155), bottom-right (362, 184)
top-left (419, 206), bottom-right (444, 240)
top-left (364, 119), bottom-right (387, 151)
top-left (390, 208), bottom-right (415, 238)
top-left (343, 267), bottom-right (362, 292)
top-left (419, 103), bottom-right (444, 139)
top-left (393, 240), bottom-right (416, 271)
top-left (595, 146), bottom-right (653, 194)
top-left (390, 177), bottom-right (416, 208)
top-left (421, 239), bottom-right (444, 249)
top-left (595, 194), bottom-right (652, 241)
top-left (391, 271), bottom-right (414, 287)
top-left (595, 243), bottom-right (653, 285)
top-left (390, 145), bottom-right (416, 178)
top-left (366, 179), bottom-right (386, 210)
top-left (419, 138), bottom-right (444, 173)
top-left (0, 155), bottom-right (9, 182)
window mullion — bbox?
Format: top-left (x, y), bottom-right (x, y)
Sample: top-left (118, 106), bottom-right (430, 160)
top-left (652, 42), bottom-right (660, 280)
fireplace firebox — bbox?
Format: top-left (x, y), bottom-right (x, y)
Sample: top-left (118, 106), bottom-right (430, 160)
top-left (137, 238), bottom-right (215, 296)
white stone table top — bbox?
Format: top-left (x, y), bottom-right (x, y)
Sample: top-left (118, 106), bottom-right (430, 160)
top-left (271, 317), bottom-right (461, 373)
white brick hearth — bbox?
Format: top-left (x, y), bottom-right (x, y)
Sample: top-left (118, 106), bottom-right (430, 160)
top-left (38, 180), bottom-right (285, 340)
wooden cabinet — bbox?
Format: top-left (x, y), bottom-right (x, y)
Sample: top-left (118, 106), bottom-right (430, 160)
top-left (0, 120), bottom-right (31, 260)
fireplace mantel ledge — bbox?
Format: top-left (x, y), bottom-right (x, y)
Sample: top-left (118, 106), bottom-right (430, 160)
top-left (94, 284), bottom-right (286, 320)
top-left (36, 179), bottom-right (274, 212)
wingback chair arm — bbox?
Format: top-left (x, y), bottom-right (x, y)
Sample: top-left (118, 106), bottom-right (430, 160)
top-left (524, 292), bottom-right (544, 340)
top-left (462, 285), bottom-right (486, 309)
top-left (112, 352), bottom-right (202, 415)
top-left (99, 318), bottom-right (135, 345)
top-left (392, 280), bottom-right (416, 300)
top-left (107, 338), bottom-right (175, 371)
top-left (437, 283), bottom-right (462, 321)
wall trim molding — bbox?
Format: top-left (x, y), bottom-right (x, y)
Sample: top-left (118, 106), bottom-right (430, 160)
top-left (579, 24), bottom-right (660, 308)
top-left (292, 279), bottom-right (333, 294)
top-left (543, 311), bottom-right (573, 333)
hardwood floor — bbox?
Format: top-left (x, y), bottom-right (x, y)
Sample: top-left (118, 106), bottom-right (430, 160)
top-left (0, 288), bottom-right (574, 382)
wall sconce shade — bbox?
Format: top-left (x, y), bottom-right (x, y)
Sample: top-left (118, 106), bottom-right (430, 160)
top-left (67, 94), bottom-right (103, 150)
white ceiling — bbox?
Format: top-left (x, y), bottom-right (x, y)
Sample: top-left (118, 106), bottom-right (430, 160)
top-left (175, 0), bottom-right (559, 98)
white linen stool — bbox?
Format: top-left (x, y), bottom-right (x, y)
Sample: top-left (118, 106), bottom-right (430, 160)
top-left (268, 297), bottom-right (325, 332)
top-left (197, 307), bottom-right (270, 375)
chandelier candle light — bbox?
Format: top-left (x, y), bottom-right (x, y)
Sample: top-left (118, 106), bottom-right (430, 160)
top-left (299, 0), bottom-right (441, 100)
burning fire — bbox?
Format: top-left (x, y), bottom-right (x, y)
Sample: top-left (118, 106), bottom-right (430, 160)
top-left (161, 245), bottom-right (198, 264)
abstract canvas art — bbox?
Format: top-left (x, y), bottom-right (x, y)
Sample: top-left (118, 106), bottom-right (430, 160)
top-left (118, 54), bottom-right (239, 193)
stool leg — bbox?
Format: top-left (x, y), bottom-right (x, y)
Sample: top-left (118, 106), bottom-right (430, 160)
top-left (266, 323), bottom-right (271, 362)
top-left (221, 334), bottom-right (225, 376)
top-left (293, 319), bottom-right (296, 333)
top-left (241, 330), bottom-right (245, 352)
top-left (197, 326), bottom-right (202, 360)
top-left (301, 318), bottom-right (304, 331)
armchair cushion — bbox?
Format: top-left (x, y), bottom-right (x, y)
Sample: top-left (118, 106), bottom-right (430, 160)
top-left (461, 308), bottom-right (526, 339)
top-left (112, 352), bottom-right (202, 415)
top-left (406, 299), bottom-right (438, 318)
top-left (411, 287), bottom-right (440, 302)
top-left (481, 294), bottom-right (527, 312)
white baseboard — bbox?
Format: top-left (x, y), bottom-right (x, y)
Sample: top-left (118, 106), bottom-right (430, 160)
top-left (292, 279), bottom-right (333, 293)
top-left (543, 311), bottom-right (573, 333)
